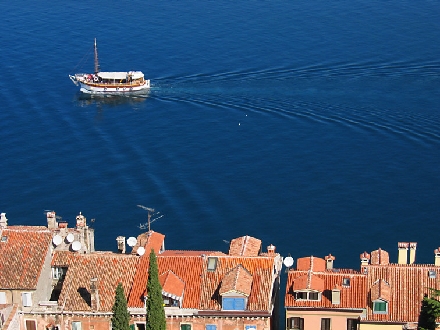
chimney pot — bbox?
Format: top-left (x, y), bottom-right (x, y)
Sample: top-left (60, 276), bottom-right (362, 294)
top-left (398, 242), bottom-right (409, 264)
top-left (0, 213), bottom-right (7, 229)
top-left (267, 244), bottom-right (276, 255)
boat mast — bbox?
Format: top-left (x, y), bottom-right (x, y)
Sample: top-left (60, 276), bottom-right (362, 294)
top-left (94, 38), bottom-right (100, 74)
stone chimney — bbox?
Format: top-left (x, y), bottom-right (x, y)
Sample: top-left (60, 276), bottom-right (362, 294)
top-left (0, 213), bottom-right (7, 229)
top-left (76, 212), bottom-right (86, 228)
top-left (117, 236), bottom-right (126, 254)
top-left (90, 278), bottom-right (100, 311)
top-left (409, 242), bottom-right (417, 264)
top-left (360, 251), bottom-right (371, 266)
top-left (434, 248), bottom-right (440, 266)
top-left (325, 254), bottom-right (335, 270)
top-left (267, 244), bottom-right (276, 256)
top-left (398, 242), bottom-right (409, 264)
top-left (46, 211), bottom-right (58, 229)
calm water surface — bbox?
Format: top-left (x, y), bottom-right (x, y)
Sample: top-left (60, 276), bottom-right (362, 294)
top-left (1, 1), bottom-right (440, 314)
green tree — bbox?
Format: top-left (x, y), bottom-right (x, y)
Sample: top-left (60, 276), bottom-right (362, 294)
top-left (419, 288), bottom-right (440, 330)
top-left (111, 283), bottom-right (131, 330)
top-left (146, 248), bottom-right (166, 330)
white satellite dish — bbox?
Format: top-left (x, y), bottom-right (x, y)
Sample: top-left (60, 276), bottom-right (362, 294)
top-left (137, 246), bottom-right (145, 256)
top-left (283, 256), bottom-right (294, 268)
top-left (52, 235), bottom-right (62, 246)
top-left (66, 233), bottom-right (75, 243)
top-left (127, 237), bottom-right (137, 247)
top-left (71, 241), bottom-right (81, 251)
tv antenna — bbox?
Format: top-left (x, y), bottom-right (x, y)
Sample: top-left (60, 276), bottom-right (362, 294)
top-left (137, 205), bottom-right (163, 231)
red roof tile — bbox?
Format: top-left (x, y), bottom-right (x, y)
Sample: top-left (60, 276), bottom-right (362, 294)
top-left (219, 264), bottom-right (253, 297)
top-left (131, 231), bottom-right (164, 255)
top-left (296, 256), bottom-right (326, 272)
top-left (364, 263), bottom-right (440, 323)
top-left (57, 252), bottom-right (139, 311)
top-left (0, 226), bottom-right (52, 289)
top-left (229, 236), bottom-right (261, 256)
top-left (159, 270), bottom-right (184, 298)
top-left (285, 257), bottom-right (367, 310)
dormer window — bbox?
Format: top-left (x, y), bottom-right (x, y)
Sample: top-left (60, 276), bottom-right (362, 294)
top-left (294, 290), bottom-right (321, 301)
top-left (207, 257), bottom-right (218, 271)
top-left (343, 278), bottom-right (350, 286)
top-left (222, 297), bottom-right (246, 310)
top-left (373, 300), bottom-right (388, 314)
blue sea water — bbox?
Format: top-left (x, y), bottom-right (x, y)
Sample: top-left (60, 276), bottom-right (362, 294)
top-left (1, 0), bottom-right (440, 318)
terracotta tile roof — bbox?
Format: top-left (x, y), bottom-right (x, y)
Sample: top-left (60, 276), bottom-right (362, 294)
top-left (370, 279), bottom-right (391, 301)
top-left (219, 264), bottom-right (253, 297)
top-left (57, 252), bottom-right (139, 312)
top-left (128, 254), bottom-right (205, 309)
top-left (128, 253), bottom-right (278, 312)
top-left (364, 263), bottom-right (440, 323)
top-left (159, 270), bottom-right (184, 298)
top-left (285, 257), bottom-right (366, 310)
top-left (131, 231), bottom-right (164, 255)
top-left (229, 236), bottom-right (261, 256)
top-left (296, 256), bottom-right (326, 272)
top-left (370, 248), bottom-right (389, 265)
top-left (0, 226), bottom-right (52, 289)
top-left (159, 250), bottom-right (225, 257)
top-left (292, 272), bottom-right (325, 292)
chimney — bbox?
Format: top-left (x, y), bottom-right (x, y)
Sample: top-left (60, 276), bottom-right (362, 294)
top-left (47, 211), bottom-right (58, 229)
top-left (267, 244), bottom-right (276, 256)
top-left (0, 213), bottom-right (7, 229)
top-left (409, 242), bottom-right (417, 264)
top-left (360, 251), bottom-right (370, 266)
top-left (398, 242), bottom-right (409, 264)
top-left (434, 248), bottom-right (440, 266)
top-left (90, 278), bottom-right (100, 311)
top-left (325, 254), bottom-right (335, 270)
top-left (117, 236), bottom-right (126, 254)
top-left (76, 212), bottom-right (86, 228)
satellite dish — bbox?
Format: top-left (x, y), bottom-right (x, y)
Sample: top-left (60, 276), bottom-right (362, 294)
top-left (283, 256), bottom-right (294, 268)
top-left (52, 235), bottom-right (62, 246)
top-left (127, 237), bottom-right (137, 247)
top-left (71, 241), bottom-right (81, 251)
top-left (137, 246), bottom-right (145, 256)
top-left (66, 233), bottom-right (75, 243)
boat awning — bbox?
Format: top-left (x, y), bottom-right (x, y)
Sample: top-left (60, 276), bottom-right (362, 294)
top-left (97, 71), bottom-right (144, 80)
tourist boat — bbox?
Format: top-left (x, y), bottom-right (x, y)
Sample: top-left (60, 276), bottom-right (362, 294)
top-left (69, 39), bottom-right (150, 94)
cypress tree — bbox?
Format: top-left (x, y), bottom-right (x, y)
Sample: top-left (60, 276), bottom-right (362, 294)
top-left (111, 283), bottom-right (131, 330)
top-left (419, 289), bottom-right (440, 330)
top-left (146, 248), bottom-right (166, 330)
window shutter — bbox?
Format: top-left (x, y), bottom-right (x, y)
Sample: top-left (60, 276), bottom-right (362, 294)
top-left (22, 292), bottom-right (32, 307)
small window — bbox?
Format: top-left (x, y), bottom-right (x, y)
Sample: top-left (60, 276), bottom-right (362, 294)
top-left (287, 317), bottom-right (304, 330)
top-left (0, 292), bottom-right (6, 304)
top-left (180, 324), bottom-right (191, 330)
top-left (222, 297), bottom-right (246, 310)
top-left (347, 319), bottom-right (359, 330)
top-left (207, 257), bottom-right (218, 271)
top-left (429, 270), bottom-right (436, 279)
top-left (25, 320), bottom-right (36, 330)
top-left (321, 318), bottom-right (330, 330)
top-left (72, 322), bottom-right (82, 330)
top-left (22, 292), bottom-right (32, 307)
top-left (1, 236), bottom-right (7, 242)
top-left (295, 292), bottom-right (307, 300)
top-left (331, 290), bottom-right (340, 305)
top-left (343, 278), bottom-right (350, 286)
top-left (52, 267), bottom-right (67, 280)
top-left (245, 326), bottom-right (256, 330)
top-left (309, 292), bottom-right (319, 300)
top-left (373, 301), bottom-right (388, 314)
top-left (206, 325), bottom-right (216, 330)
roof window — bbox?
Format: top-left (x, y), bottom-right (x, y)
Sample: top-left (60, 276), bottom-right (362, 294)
top-left (1, 236), bottom-right (7, 242)
top-left (342, 278), bottom-right (351, 286)
top-left (429, 270), bottom-right (437, 279)
top-left (207, 257), bottom-right (218, 271)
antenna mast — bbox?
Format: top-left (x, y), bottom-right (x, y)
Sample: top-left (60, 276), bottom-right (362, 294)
top-left (137, 205), bottom-right (155, 231)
